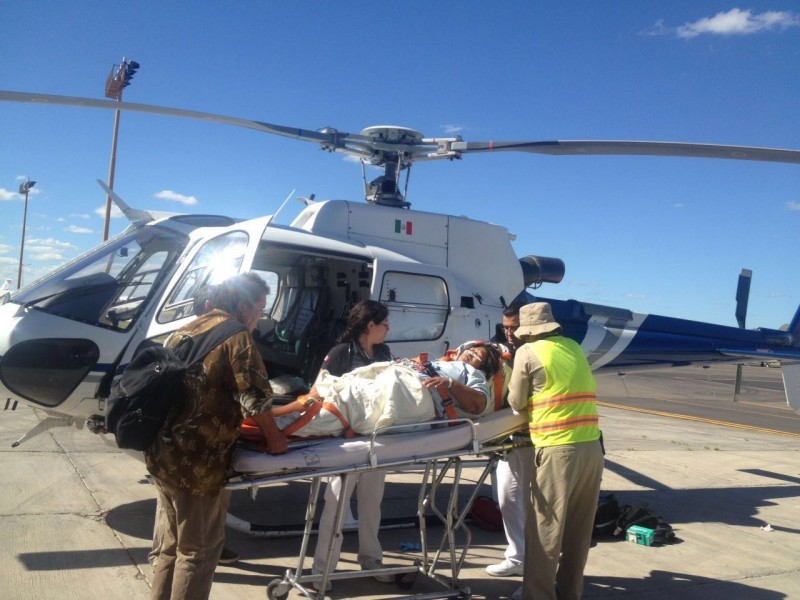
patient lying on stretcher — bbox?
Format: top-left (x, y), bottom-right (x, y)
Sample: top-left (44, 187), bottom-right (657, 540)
top-left (244, 342), bottom-right (509, 440)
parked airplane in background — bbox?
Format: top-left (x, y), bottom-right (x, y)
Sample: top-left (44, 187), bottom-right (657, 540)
top-left (1, 90), bottom-right (799, 448)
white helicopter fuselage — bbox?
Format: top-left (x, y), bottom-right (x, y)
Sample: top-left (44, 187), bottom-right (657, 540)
top-left (3, 196), bottom-right (799, 435)
top-left (0, 199), bottom-right (557, 423)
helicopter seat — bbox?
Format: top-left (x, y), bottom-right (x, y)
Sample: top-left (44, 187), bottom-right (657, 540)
top-left (259, 273), bottom-right (331, 382)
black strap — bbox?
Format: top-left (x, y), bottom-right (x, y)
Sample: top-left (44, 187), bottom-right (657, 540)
top-left (421, 361), bottom-right (440, 378)
top-left (176, 319), bottom-right (247, 366)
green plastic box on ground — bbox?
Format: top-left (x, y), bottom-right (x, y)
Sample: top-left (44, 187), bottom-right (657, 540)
top-left (626, 525), bottom-right (655, 546)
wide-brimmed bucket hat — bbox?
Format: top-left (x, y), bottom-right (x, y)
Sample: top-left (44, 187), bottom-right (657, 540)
top-left (515, 302), bottom-right (562, 340)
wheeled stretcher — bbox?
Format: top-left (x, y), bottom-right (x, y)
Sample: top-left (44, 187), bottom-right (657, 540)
top-left (225, 408), bottom-right (530, 599)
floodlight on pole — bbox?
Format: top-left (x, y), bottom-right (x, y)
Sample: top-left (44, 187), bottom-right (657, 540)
top-left (102, 58), bottom-right (139, 242)
top-left (17, 179), bottom-right (36, 289)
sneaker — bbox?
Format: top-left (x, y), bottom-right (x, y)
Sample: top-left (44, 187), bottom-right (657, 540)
top-left (218, 546), bottom-right (239, 565)
top-left (511, 585), bottom-right (523, 600)
top-left (485, 559), bottom-right (523, 577)
top-left (359, 557), bottom-right (394, 583)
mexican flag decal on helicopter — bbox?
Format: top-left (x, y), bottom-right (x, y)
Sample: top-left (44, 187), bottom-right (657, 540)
top-left (394, 219), bottom-right (413, 235)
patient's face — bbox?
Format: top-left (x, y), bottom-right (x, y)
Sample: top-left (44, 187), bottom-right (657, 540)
top-left (460, 347), bottom-right (488, 371)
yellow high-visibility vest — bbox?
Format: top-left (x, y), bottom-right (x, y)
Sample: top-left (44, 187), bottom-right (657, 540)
top-left (526, 336), bottom-right (600, 447)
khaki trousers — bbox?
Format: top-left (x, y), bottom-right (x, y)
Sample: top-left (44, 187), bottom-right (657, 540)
top-left (522, 440), bottom-right (604, 600)
top-left (312, 469), bottom-right (386, 573)
top-left (149, 478), bottom-right (229, 600)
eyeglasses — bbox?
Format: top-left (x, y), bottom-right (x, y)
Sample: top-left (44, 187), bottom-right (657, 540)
top-left (502, 326), bottom-right (519, 332)
top-left (378, 321), bottom-right (389, 328)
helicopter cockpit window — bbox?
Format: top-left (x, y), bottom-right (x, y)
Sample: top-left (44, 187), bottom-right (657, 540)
top-left (12, 227), bottom-right (187, 332)
top-left (379, 271), bottom-right (448, 342)
top-left (158, 231), bottom-right (252, 324)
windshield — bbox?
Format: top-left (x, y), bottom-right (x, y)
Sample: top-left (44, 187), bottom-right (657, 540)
top-left (13, 226), bottom-right (188, 331)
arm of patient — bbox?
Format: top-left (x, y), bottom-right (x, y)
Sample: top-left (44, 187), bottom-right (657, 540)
top-left (422, 376), bottom-right (486, 414)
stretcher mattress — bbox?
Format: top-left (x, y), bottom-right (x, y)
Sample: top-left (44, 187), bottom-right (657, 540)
top-left (232, 408), bottom-right (527, 477)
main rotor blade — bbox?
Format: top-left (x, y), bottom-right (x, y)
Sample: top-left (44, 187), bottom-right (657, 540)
top-left (449, 140), bottom-right (800, 165)
top-left (4, 90), bottom-right (799, 167)
top-left (0, 90), bottom-right (369, 148)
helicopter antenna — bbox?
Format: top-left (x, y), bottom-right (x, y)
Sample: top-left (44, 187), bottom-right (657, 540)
top-left (265, 188), bottom-right (296, 227)
top-left (403, 163), bottom-right (412, 206)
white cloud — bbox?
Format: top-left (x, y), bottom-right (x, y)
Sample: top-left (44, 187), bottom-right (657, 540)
top-left (442, 124), bottom-right (465, 135)
top-left (0, 243), bottom-right (14, 255)
top-left (786, 201), bottom-right (800, 211)
top-left (155, 189), bottom-right (198, 206)
top-left (28, 251), bottom-right (67, 261)
top-left (94, 204), bottom-right (125, 219)
top-left (65, 225), bottom-right (94, 234)
top-left (25, 237), bottom-right (78, 254)
top-left (673, 203), bottom-right (685, 209)
top-left (0, 188), bottom-right (18, 201)
top-left (677, 9), bottom-right (800, 38)
top-left (644, 9), bottom-right (800, 38)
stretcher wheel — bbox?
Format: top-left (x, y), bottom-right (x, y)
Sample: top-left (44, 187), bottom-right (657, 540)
top-left (266, 578), bottom-right (290, 600)
top-left (395, 571), bottom-right (417, 590)
top-left (395, 559), bottom-right (420, 590)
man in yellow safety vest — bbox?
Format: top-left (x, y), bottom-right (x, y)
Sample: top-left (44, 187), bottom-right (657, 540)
top-left (507, 302), bottom-right (604, 600)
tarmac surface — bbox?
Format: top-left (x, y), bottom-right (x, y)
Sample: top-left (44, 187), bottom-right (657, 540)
top-left (1, 363), bottom-right (799, 600)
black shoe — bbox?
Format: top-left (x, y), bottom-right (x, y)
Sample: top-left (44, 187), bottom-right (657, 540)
top-left (218, 546), bottom-right (239, 565)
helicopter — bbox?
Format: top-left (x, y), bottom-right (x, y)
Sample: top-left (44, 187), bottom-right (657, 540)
top-left (1, 90), bottom-right (799, 449)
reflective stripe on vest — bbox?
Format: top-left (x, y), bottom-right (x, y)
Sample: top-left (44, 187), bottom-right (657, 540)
top-left (527, 336), bottom-right (600, 447)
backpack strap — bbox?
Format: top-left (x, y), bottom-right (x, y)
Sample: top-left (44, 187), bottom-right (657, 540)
top-left (180, 318), bottom-right (247, 366)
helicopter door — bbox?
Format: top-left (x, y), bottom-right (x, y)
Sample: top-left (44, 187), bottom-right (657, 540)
top-left (371, 259), bottom-right (460, 358)
top-left (140, 216), bottom-right (273, 344)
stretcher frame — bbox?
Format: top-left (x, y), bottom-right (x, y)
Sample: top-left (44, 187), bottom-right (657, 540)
top-left (225, 412), bottom-right (530, 600)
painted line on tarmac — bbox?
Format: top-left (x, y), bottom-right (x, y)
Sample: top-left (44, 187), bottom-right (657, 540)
top-left (598, 401), bottom-right (800, 438)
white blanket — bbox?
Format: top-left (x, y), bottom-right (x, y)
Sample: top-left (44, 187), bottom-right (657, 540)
top-left (275, 362), bottom-right (436, 437)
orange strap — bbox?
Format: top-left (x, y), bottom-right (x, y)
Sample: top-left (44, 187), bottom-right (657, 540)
top-left (242, 398), bottom-right (354, 440)
top-left (440, 349), bottom-right (458, 362)
top-left (436, 385), bottom-right (459, 420)
top-left (492, 373), bottom-right (503, 412)
top-left (281, 400), bottom-right (323, 436)
top-left (318, 402), bottom-right (355, 438)
top-left (283, 400), bottom-right (354, 438)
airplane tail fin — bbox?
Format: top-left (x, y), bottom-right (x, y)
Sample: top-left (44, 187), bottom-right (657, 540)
top-left (788, 304), bottom-right (800, 344)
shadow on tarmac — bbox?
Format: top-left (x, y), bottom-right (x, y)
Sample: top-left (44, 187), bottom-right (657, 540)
top-left (585, 569), bottom-right (787, 599)
top-left (604, 459), bottom-right (800, 533)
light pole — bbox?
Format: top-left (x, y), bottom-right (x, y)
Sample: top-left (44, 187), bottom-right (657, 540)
top-left (102, 58), bottom-right (140, 242)
top-left (17, 179), bottom-right (36, 289)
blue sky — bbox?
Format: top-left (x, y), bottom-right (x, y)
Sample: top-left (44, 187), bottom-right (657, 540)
top-left (1, 2), bottom-right (798, 329)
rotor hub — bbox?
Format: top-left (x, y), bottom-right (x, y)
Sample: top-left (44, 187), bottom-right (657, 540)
top-left (360, 126), bottom-right (424, 145)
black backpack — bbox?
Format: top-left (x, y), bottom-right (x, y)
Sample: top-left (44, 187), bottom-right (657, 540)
top-left (106, 319), bottom-right (245, 451)
top-left (593, 492), bottom-right (622, 537)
